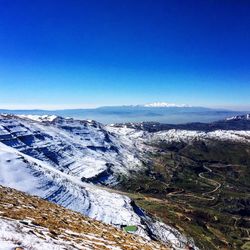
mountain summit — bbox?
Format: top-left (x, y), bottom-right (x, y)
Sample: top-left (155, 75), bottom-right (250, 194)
top-left (143, 102), bottom-right (190, 108)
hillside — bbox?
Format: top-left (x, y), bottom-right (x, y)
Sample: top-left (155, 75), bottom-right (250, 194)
top-left (0, 185), bottom-right (170, 250)
top-left (0, 114), bottom-right (197, 249)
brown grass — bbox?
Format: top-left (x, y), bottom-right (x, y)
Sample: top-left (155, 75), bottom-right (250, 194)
top-left (0, 185), bottom-right (169, 250)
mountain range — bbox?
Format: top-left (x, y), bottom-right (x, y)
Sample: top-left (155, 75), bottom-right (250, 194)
top-left (0, 103), bottom-right (248, 124)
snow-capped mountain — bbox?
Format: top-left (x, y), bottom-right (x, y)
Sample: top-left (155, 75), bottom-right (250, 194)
top-left (105, 102), bottom-right (191, 108)
top-left (107, 123), bottom-right (250, 144)
top-left (0, 114), bottom-right (198, 249)
top-left (0, 114), bottom-right (142, 185)
top-left (143, 102), bottom-right (190, 108)
top-left (17, 114), bottom-right (58, 122)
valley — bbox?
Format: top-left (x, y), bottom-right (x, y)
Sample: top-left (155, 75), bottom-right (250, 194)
top-left (116, 138), bottom-right (250, 250)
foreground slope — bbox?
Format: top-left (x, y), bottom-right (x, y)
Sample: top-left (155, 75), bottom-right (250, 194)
top-left (0, 185), bottom-right (169, 250)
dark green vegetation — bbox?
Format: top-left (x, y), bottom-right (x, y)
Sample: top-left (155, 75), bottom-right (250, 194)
top-left (118, 140), bottom-right (250, 250)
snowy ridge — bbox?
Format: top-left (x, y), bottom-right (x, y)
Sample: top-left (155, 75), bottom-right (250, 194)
top-left (151, 129), bottom-right (250, 143)
top-left (0, 141), bottom-right (142, 227)
top-left (0, 114), bottom-right (142, 184)
top-left (17, 114), bottom-right (58, 122)
top-left (226, 114), bottom-right (250, 121)
top-left (107, 126), bottom-right (250, 144)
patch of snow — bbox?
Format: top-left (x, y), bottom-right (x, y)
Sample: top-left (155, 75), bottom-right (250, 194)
top-left (0, 217), bottom-right (121, 250)
top-left (151, 129), bottom-right (250, 143)
top-left (17, 114), bottom-right (58, 122)
top-left (226, 114), bottom-right (250, 121)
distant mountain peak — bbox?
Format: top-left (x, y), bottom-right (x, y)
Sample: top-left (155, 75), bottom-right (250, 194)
top-left (143, 102), bottom-right (190, 108)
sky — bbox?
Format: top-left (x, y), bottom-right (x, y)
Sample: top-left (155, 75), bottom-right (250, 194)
top-left (0, 0), bottom-right (250, 110)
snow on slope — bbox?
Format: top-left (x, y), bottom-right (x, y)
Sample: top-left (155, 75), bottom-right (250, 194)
top-left (17, 114), bottom-right (58, 122)
top-left (0, 217), bottom-right (148, 250)
top-left (0, 141), bottom-right (142, 227)
top-left (0, 114), bottom-right (142, 184)
top-left (0, 141), bottom-right (197, 249)
top-left (151, 129), bottom-right (250, 143)
top-left (0, 217), bottom-right (83, 250)
top-left (107, 126), bottom-right (250, 144)
top-left (0, 185), bottom-right (171, 250)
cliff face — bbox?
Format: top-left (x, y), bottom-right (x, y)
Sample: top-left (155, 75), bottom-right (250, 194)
top-left (0, 185), bottom-right (169, 250)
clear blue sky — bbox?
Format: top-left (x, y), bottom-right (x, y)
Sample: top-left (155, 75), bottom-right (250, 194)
top-left (0, 0), bottom-right (249, 109)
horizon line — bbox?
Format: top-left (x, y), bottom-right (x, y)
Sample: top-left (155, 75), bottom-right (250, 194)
top-left (0, 104), bottom-right (250, 112)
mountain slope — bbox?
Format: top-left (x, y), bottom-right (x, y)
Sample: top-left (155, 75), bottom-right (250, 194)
top-left (0, 115), bottom-right (198, 249)
top-left (0, 185), bottom-right (169, 250)
top-left (0, 114), bottom-right (142, 184)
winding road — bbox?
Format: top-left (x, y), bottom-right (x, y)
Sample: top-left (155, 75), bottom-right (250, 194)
top-left (167, 164), bottom-right (222, 201)
top-left (199, 165), bottom-right (222, 196)
top-left (96, 163), bottom-right (223, 202)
